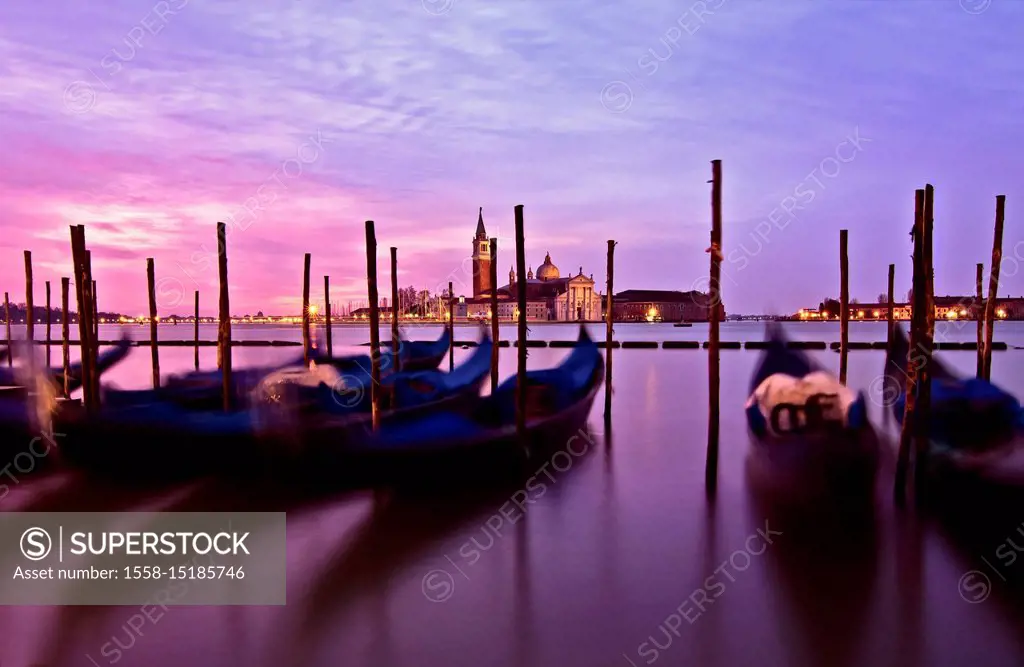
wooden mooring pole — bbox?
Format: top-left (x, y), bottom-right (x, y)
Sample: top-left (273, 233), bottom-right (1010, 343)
top-left (448, 280), bottom-right (455, 372)
top-left (217, 222), bottom-right (232, 412)
top-left (895, 189), bottom-right (927, 505)
top-left (514, 205), bottom-right (528, 453)
top-left (147, 258), bottom-right (160, 388)
top-left (914, 184), bottom-right (936, 500)
top-left (705, 159), bottom-right (723, 499)
top-left (82, 243), bottom-right (98, 406)
top-left (887, 264), bottom-right (895, 354)
top-left (3, 292), bottom-right (10, 368)
top-left (489, 237), bottom-right (499, 393)
top-left (24, 251), bottom-right (34, 344)
top-left (391, 247), bottom-right (401, 374)
top-left (839, 230), bottom-right (849, 384)
top-left (92, 279), bottom-right (98, 341)
top-left (194, 290), bottom-right (200, 370)
top-left (982, 195), bottom-right (1005, 381)
top-left (70, 226), bottom-right (95, 410)
top-left (45, 280), bottom-right (52, 368)
top-left (61, 278), bottom-right (70, 397)
top-left (365, 221), bottom-right (382, 430)
top-left (302, 253), bottom-right (312, 367)
top-left (324, 276), bottom-right (333, 359)
top-left (976, 262), bottom-right (984, 378)
top-left (604, 240), bottom-right (616, 419)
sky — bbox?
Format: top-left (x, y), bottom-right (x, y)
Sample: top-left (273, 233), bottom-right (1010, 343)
top-left (0, 0), bottom-right (1022, 316)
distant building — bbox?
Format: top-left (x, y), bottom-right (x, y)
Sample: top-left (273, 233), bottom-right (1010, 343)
top-left (467, 210), bottom-right (601, 320)
top-left (794, 295), bottom-right (1024, 321)
top-left (612, 289), bottom-right (725, 322)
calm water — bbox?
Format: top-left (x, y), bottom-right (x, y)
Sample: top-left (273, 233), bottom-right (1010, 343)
top-left (1, 322), bottom-right (1022, 667)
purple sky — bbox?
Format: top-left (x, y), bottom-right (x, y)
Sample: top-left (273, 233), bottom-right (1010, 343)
top-left (1, 0), bottom-right (1022, 316)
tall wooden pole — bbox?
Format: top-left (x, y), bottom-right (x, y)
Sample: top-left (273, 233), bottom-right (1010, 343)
top-left (324, 276), bottom-right (333, 359)
top-left (886, 264), bottom-right (895, 355)
top-left (365, 221), bottom-right (382, 430)
top-left (147, 258), bottom-right (160, 389)
top-left (194, 290), bottom-right (200, 371)
top-left (61, 278), bottom-right (70, 398)
top-left (839, 230), bottom-right (849, 384)
top-left (217, 222), bottom-right (232, 412)
top-left (489, 238), bottom-right (500, 393)
top-left (24, 250), bottom-right (34, 344)
top-left (982, 195), bottom-right (1005, 381)
top-left (705, 159), bottom-right (723, 498)
top-left (45, 280), bottom-right (52, 368)
top-left (514, 205), bottom-right (528, 453)
top-left (3, 292), bottom-right (10, 368)
top-left (70, 226), bottom-right (94, 410)
top-left (604, 240), bottom-right (616, 419)
top-left (302, 253), bottom-right (312, 367)
top-left (82, 243), bottom-right (98, 405)
top-left (390, 247), bottom-right (401, 373)
top-left (448, 280), bottom-right (455, 372)
top-left (914, 184), bottom-right (936, 499)
top-left (92, 279), bottom-right (98, 341)
top-left (895, 189), bottom-right (926, 504)
top-left (976, 262), bottom-right (984, 378)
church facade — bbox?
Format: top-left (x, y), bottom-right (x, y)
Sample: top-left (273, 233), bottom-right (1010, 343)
top-left (465, 209), bottom-right (602, 321)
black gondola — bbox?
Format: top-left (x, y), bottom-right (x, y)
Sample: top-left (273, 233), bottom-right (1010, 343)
top-left (744, 323), bottom-right (879, 503)
top-left (50, 332), bottom-right (492, 481)
top-left (0, 336), bottom-right (131, 393)
top-left (883, 325), bottom-right (1024, 506)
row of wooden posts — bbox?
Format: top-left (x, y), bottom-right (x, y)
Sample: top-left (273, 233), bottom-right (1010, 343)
top-left (831, 186), bottom-right (1007, 504)
top-left (4, 166), bottom-right (1007, 506)
top-left (9, 213), bottom-right (598, 454)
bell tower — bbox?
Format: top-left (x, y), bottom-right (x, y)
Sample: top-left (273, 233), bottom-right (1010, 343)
top-left (472, 207), bottom-right (491, 297)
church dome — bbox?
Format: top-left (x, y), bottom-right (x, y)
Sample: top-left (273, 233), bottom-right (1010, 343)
top-left (536, 252), bottom-right (559, 281)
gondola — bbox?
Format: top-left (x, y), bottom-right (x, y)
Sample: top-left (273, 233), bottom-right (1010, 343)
top-left (744, 323), bottom-right (878, 504)
top-left (103, 327), bottom-right (452, 411)
top-left (50, 333), bottom-right (493, 481)
top-left (359, 327), bottom-right (451, 372)
top-left (883, 325), bottom-right (1024, 511)
top-left (300, 325), bottom-right (604, 486)
top-left (0, 336), bottom-right (131, 394)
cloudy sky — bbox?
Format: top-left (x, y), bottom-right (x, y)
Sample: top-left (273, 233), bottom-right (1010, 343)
top-left (0, 0), bottom-right (1021, 315)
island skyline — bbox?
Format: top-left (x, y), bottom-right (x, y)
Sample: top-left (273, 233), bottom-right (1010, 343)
top-left (1, 2), bottom-right (1021, 316)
